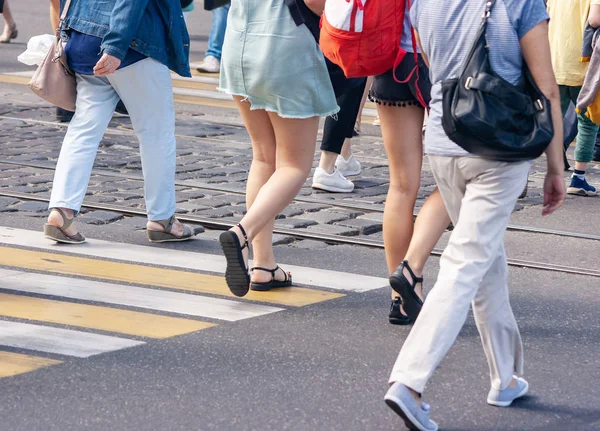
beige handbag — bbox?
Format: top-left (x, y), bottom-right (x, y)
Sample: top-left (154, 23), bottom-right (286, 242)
top-left (28, 0), bottom-right (76, 112)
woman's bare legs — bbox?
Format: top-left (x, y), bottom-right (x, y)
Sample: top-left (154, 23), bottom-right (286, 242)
top-left (379, 104), bottom-right (426, 278)
top-left (229, 96), bottom-right (319, 283)
top-left (1, 0), bottom-right (16, 40)
top-left (403, 188), bottom-right (450, 299)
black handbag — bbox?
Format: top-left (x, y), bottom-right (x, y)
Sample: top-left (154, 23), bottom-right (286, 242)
top-left (441, 0), bottom-right (554, 162)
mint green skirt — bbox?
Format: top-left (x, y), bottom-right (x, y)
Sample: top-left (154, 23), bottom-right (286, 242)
top-left (218, 0), bottom-right (339, 119)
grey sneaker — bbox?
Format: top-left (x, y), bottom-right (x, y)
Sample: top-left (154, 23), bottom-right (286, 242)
top-left (487, 376), bottom-right (529, 407)
top-left (385, 382), bottom-right (439, 431)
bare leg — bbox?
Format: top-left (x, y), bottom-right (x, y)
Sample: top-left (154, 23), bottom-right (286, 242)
top-left (340, 138), bottom-right (352, 160)
top-left (318, 150), bottom-right (339, 174)
top-left (1, 0), bottom-right (15, 27)
top-left (228, 96), bottom-right (319, 281)
top-left (403, 188), bottom-right (450, 299)
top-left (232, 98), bottom-right (288, 283)
top-left (50, 0), bottom-right (60, 31)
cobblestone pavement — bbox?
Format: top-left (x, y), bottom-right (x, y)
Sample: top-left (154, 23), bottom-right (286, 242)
top-left (1, 99), bottom-right (599, 246)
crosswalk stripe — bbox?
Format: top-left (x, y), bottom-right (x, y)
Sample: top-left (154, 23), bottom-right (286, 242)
top-left (0, 293), bottom-right (216, 339)
top-left (0, 269), bottom-right (284, 322)
top-left (0, 227), bottom-right (387, 293)
top-left (0, 246), bottom-right (345, 307)
top-left (0, 321), bottom-right (144, 358)
top-left (0, 351), bottom-right (62, 379)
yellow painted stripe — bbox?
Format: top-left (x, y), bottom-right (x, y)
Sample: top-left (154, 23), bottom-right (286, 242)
top-left (0, 247), bottom-right (344, 307)
top-left (0, 351), bottom-right (62, 378)
top-left (171, 79), bottom-right (219, 91)
top-left (173, 94), bottom-right (237, 109)
top-left (0, 293), bottom-right (215, 338)
top-left (0, 74), bottom-right (30, 85)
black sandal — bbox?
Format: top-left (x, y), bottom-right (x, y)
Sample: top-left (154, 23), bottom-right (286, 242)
top-left (250, 266), bottom-right (292, 292)
top-left (219, 224), bottom-right (250, 297)
top-left (388, 297), bottom-right (412, 326)
top-left (389, 260), bottom-right (424, 321)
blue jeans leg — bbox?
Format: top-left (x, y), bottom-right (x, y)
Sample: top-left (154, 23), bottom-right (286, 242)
top-left (205, 4), bottom-right (230, 60)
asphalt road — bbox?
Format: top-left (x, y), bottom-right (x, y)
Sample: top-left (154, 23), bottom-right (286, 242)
top-left (0, 2), bottom-right (599, 430)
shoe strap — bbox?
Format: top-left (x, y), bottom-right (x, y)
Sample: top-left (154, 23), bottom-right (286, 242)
top-left (250, 266), bottom-right (288, 282)
top-left (401, 260), bottom-right (424, 285)
top-left (236, 223), bottom-right (249, 250)
top-left (51, 208), bottom-right (75, 230)
top-left (154, 215), bottom-right (176, 233)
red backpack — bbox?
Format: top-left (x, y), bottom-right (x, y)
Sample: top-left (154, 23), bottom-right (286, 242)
top-left (320, 0), bottom-right (426, 106)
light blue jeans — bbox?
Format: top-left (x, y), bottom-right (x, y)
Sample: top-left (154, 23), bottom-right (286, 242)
top-left (206, 4), bottom-right (230, 60)
top-left (49, 58), bottom-right (177, 221)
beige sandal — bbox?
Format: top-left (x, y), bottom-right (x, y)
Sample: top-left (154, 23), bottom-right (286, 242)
top-left (0, 24), bottom-right (18, 43)
top-left (147, 215), bottom-right (200, 243)
top-left (43, 208), bottom-right (85, 244)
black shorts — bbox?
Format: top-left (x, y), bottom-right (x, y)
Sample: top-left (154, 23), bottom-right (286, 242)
top-left (369, 53), bottom-right (431, 108)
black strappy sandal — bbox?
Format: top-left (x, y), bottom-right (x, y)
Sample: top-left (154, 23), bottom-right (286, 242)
top-left (250, 266), bottom-right (292, 292)
top-left (219, 224), bottom-right (251, 297)
top-left (389, 260), bottom-right (424, 321)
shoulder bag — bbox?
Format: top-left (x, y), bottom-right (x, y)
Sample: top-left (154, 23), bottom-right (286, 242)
top-left (28, 0), bottom-right (76, 112)
top-left (441, 0), bottom-right (554, 162)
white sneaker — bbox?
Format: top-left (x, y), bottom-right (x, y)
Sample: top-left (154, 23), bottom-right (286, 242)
top-left (312, 168), bottom-right (355, 193)
top-left (195, 56), bottom-right (220, 73)
top-left (335, 154), bottom-right (362, 176)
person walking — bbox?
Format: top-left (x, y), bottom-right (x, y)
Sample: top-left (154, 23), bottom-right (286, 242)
top-left (195, 4), bottom-right (230, 73)
top-left (548, 0), bottom-right (600, 196)
top-left (368, 3), bottom-right (451, 325)
top-left (384, 1), bottom-right (565, 429)
top-left (217, 0), bottom-right (338, 297)
top-left (0, 0), bottom-right (17, 43)
top-left (44, 0), bottom-right (200, 244)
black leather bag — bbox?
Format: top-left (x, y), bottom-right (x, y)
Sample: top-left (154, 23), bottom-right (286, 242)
top-left (441, 0), bottom-right (554, 162)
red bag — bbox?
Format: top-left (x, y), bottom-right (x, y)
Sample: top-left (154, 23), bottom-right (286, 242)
top-left (320, 0), bottom-right (427, 107)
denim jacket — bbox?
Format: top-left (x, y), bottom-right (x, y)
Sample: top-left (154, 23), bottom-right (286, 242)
top-left (60, 0), bottom-right (191, 77)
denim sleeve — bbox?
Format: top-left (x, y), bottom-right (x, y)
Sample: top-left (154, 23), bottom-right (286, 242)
top-left (506, 0), bottom-right (549, 40)
top-left (101, 0), bottom-right (151, 61)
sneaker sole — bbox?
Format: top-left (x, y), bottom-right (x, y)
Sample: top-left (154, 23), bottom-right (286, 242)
top-left (311, 183), bottom-right (354, 193)
top-left (384, 393), bottom-right (439, 431)
top-left (567, 187), bottom-right (598, 197)
top-left (487, 381), bottom-right (529, 407)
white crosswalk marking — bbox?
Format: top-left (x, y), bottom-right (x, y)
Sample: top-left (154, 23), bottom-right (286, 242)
top-left (0, 321), bottom-right (144, 358)
top-left (0, 269), bottom-right (284, 322)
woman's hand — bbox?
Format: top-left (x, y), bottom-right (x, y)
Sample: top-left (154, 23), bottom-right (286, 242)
top-left (93, 53), bottom-right (122, 76)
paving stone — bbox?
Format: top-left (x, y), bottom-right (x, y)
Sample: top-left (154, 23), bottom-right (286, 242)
top-left (176, 190), bottom-right (206, 201)
top-left (272, 234), bottom-right (295, 246)
top-left (78, 210), bottom-right (124, 225)
top-left (352, 178), bottom-right (388, 189)
top-left (111, 192), bottom-right (144, 201)
top-left (114, 217), bottom-right (148, 229)
top-left (6, 186), bottom-right (50, 194)
top-left (94, 160), bottom-right (128, 168)
top-left (293, 211), bottom-right (351, 225)
top-left (195, 208), bottom-right (235, 218)
top-left (335, 218), bottom-right (382, 235)
top-left (14, 201), bottom-right (48, 213)
top-left (277, 206), bottom-right (306, 219)
top-left (0, 197), bottom-right (19, 212)
top-left (304, 224), bottom-right (360, 237)
top-left (275, 219), bottom-right (318, 229)
top-left (175, 203), bottom-right (212, 213)
top-left (357, 212), bottom-right (384, 223)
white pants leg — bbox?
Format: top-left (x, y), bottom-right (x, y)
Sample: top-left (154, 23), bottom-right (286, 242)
top-left (389, 156), bottom-right (529, 394)
top-left (107, 58), bottom-right (177, 221)
top-left (49, 74), bottom-right (120, 212)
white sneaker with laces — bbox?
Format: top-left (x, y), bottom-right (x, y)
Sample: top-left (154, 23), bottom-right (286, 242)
top-left (196, 56), bottom-right (220, 73)
top-left (312, 168), bottom-right (355, 193)
top-left (336, 154), bottom-right (362, 176)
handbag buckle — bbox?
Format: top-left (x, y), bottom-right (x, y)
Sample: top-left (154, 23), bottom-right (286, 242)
top-left (535, 99), bottom-right (544, 111)
top-left (465, 77), bottom-right (473, 90)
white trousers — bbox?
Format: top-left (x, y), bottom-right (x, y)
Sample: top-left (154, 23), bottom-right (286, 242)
top-left (49, 58), bottom-right (177, 221)
top-left (389, 156), bottom-right (530, 393)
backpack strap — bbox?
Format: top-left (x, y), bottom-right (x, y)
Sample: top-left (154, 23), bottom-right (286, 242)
top-left (392, 0), bottom-right (428, 109)
top-left (284, 0), bottom-right (320, 42)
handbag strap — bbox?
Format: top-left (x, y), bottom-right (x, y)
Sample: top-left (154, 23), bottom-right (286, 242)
top-left (58, 0), bottom-right (73, 30)
top-left (467, 73), bottom-right (537, 115)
